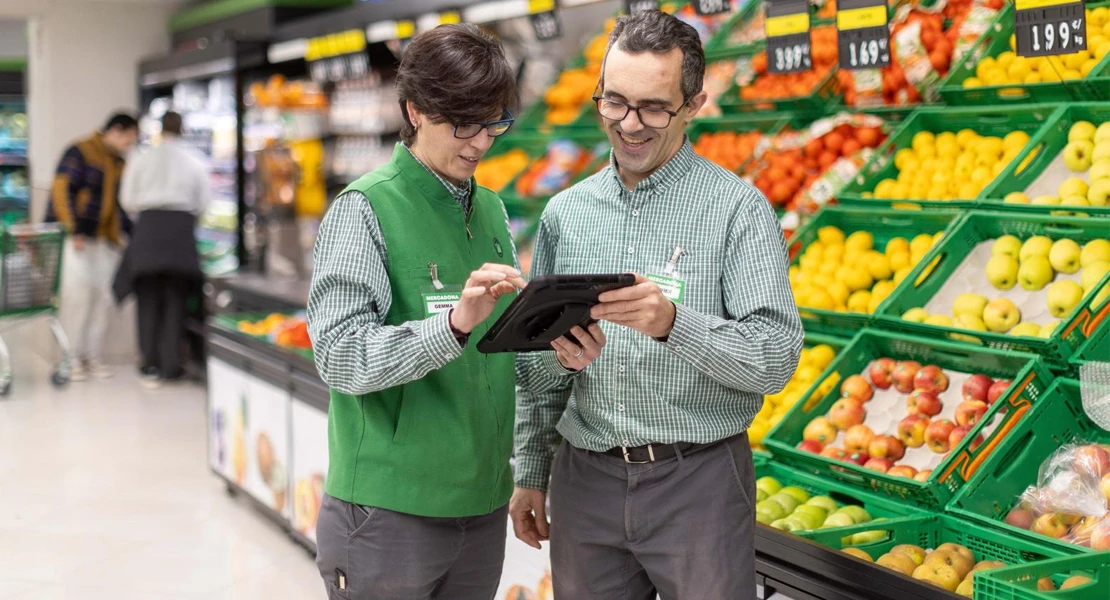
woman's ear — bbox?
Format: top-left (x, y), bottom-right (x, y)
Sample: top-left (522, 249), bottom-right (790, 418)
top-left (406, 100), bottom-right (421, 131)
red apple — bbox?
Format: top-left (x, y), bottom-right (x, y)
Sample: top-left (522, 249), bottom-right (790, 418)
top-left (913, 469), bottom-right (932, 482)
top-left (804, 417), bottom-right (838, 444)
top-left (869, 435), bottom-right (906, 461)
top-left (1004, 506), bottom-right (1034, 530)
top-left (1032, 513), bottom-right (1069, 539)
top-left (840, 375), bottom-right (874, 403)
top-left (887, 465), bottom-right (918, 479)
top-left (955, 400), bottom-right (989, 427)
top-left (897, 414), bottom-right (930, 448)
top-left (869, 358), bottom-right (897, 390)
top-left (844, 424), bottom-right (875, 454)
top-left (821, 446), bottom-right (849, 460)
top-left (1070, 516), bottom-right (1104, 547)
top-left (962, 374), bottom-right (994, 402)
top-left (797, 440), bottom-right (824, 453)
top-left (1101, 472), bottom-right (1110, 504)
top-left (987, 379), bottom-right (1011, 405)
top-left (1073, 445), bottom-right (1110, 479)
top-left (949, 425), bottom-right (984, 451)
top-left (864, 457), bottom-right (894, 473)
top-left (913, 365), bottom-right (950, 394)
top-left (906, 390), bottom-right (943, 417)
top-left (1037, 578), bottom-right (1056, 591)
top-left (828, 397), bottom-right (867, 430)
top-left (893, 361), bottom-right (923, 393)
top-left (846, 451), bottom-right (870, 466)
top-left (1090, 518), bottom-right (1110, 551)
top-left (925, 420), bottom-right (957, 453)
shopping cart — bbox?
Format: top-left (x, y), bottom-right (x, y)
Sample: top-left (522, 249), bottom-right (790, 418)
top-left (0, 222), bottom-right (71, 395)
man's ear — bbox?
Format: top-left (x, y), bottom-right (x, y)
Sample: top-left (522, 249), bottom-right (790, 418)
top-left (684, 90), bottom-right (709, 123)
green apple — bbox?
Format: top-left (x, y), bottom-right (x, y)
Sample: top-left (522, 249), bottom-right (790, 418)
top-left (837, 505), bottom-right (873, 524)
top-left (902, 307), bottom-right (931, 322)
top-left (1039, 321), bottom-right (1060, 338)
top-left (756, 489), bottom-right (768, 503)
top-left (1089, 180), bottom-right (1110, 207)
top-left (1058, 177), bottom-right (1089, 199)
top-left (770, 518), bottom-right (791, 530)
top-left (1070, 121), bottom-right (1097, 142)
top-left (757, 500), bottom-right (788, 522)
top-left (1010, 322), bottom-right (1042, 337)
top-left (807, 496), bottom-right (840, 513)
top-left (780, 486), bottom-right (811, 503)
top-left (986, 255), bottom-right (1020, 290)
top-left (1082, 261), bottom-right (1110, 292)
top-left (993, 235), bottom-right (1024, 259)
top-left (793, 504), bottom-right (829, 523)
top-left (822, 512), bottom-right (857, 528)
top-left (851, 530), bottom-right (887, 544)
top-left (769, 493), bottom-right (800, 513)
top-left (1095, 141), bottom-right (1110, 164)
top-left (1019, 256), bottom-right (1055, 290)
top-left (1063, 140), bottom-right (1095, 172)
top-left (956, 313), bottom-right (988, 331)
top-left (790, 509), bottom-right (826, 530)
top-left (1082, 240), bottom-right (1110, 267)
top-left (1004, 191), bottom-right (1031, 204)
top-left (1049, 238), bottom-right (1082, 274)
top-left (925, 314), bottom-right (954, 327)
top-left (1090, 161), bottom-right (1110, 183)
top-left (1062, 195), bottom-right (1091, 206)
top-left (984, 298), bottom-right (1022, 333)
top-left (1096, 123), bottom-right (1110, 144)
top-left (1047, 280), bottom-right (1085, 318)
top-left (1020, 235), bottom-right (1054, 261)
top-left (953, 292), bottom-right (989, 319)
top-left (783, 517), bottom-right (812, 532)
top-left (1032, 194), bottom-right (1062, 206)
top-left (756, 476), bottom-right (783, 497)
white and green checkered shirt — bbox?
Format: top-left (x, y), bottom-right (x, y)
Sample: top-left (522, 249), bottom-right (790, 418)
top-left (513, 140), bottom-right (803, 491)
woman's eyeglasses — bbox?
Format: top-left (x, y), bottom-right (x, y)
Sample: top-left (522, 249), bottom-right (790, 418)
top-left (453, 109), bottom-right (515, 140)
top-left (592, 97), bottom-right (688, 129)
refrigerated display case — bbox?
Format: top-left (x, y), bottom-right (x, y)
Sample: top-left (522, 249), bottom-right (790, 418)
top-left (0, 64), bottom-right (28, 223)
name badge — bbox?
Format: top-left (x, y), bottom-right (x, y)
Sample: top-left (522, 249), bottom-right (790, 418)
top-left (422, 292), bottom-right (461, 317)
top-left (647, 273), bottom-right (686, 304)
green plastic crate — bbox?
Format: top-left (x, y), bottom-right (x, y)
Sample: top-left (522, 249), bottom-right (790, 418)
top-left (483, 132), bottom-right (608, 214)
top-left (976, 553), bottom-right (1110, 600)
top-left (1071, 314), bottom-right (1110, 370)
top-left (940, 3), bottom-right (1110, 107)
top-left (764, 328), bottom-right (1052, 508)
top-left (875, 211), bottom-right (1110, 367)
top-left (686, 113), bottom-right (793, 175)
top-left (717, 55), bottom-right (843, 116)
top-left (836, 104), bottom-right (1058, 211)
top-left (786, 206), bottom-right (962, 338)
top-left (703, 0), bottom-right (766, 55)
top-left (799, 514), bottom-right (1071, 571)
top-left (980, 102), bottom-right (1110, 218)
top-left (947, 379), bottom-right (1104, 557)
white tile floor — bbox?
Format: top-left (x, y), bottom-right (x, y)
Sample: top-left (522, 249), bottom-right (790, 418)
top-left (0, 348), bottom-right (322, 600)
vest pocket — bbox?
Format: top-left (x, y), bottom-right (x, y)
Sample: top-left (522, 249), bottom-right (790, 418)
top-left (391, 387), bottom-right (409, 444)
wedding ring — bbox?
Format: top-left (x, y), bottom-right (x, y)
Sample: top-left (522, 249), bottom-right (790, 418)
top-left (574, 349), bottom-right (584, 358)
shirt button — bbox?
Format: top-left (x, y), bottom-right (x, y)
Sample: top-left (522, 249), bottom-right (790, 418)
top-left (632, 210), bottom-right (639, 217)
top-left (623, 439), bottom-right (631, 446)
top-left (627, 246), bottom-right (635, 254)
top-left (618, 365), bottom-right (625, 373)
top-left (619, 404), bottom-right (626, 412)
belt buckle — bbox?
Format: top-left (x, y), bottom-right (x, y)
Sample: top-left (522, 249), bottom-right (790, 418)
top-left (622, 444), bottom-right (655, 464)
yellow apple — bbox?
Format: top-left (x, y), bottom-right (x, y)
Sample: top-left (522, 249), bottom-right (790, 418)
top-left (1004, 191), bottom-right (1031, 204)
top-left (1089, 180), bottom-right (1110, 206)
top-left (1047, 280), bottom-right (1086, 318)
top-left (925, 314), bottom-right (955, 327)
top-left (956, 313), bottom-right (988, 332)
top-left (986, 255), bottom-right (1020, 290)
top-left (1064, 140), bottom-right (1095, 172)
top-left (1096, 122), bottom-right (1110, 144)
top-left (1010, 322), bottom-right (1041, 337)
top-left (1095, 141), bottom-right (1110, 164)
top-left (903, 308), bottom-right (930, 323)
top-left (984, 298), bottom-right (1021, 333)
top-left (992, 235), bottom-right (1023, 258)
top-left (1082, 261), bottom-right (1110, 293)
top-left (953, 293), bottom-right (989, 319)
top-left (1049, 238), bottom-right (1082, 274)
top-left (1032, 194), bottom-right (1062, 206)
top-left (1082, 240), bottom-right (1110, 267)
top-left (1058, 177), bottom-right (1089, 199)
top-left (1020, 236), bottom-right (1054, 262)
top-left (1018, 256), bottom-right (1055, 291)
top-left (1090, 162), bottom-right (1110, 183)
top-left (1070, 121), bottom-right (1098, 143)
top-left (1039, 321), bottom-right (1060, 338)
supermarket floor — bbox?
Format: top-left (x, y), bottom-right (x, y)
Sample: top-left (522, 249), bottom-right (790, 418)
top-left (0, 350), bottom-right (322, 600)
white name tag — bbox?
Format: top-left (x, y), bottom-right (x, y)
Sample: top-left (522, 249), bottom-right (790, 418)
top-left (646, 273), bottom-right (686, 304)
top-left (422, 292), bottom-right (461, 317)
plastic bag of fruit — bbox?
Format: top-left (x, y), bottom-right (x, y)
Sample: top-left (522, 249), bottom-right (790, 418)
top-left (1018, 440), bottom-right (1110, 521)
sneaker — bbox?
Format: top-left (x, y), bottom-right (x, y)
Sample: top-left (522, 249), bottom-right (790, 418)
top-left (143, 375), bottom-right (186, 391)
top-left (85, 360), bottom-right (114, 380)
top-left (70, 362), bottom-right (88, 382)
top-left (139, 366), bottom-right (161, 389)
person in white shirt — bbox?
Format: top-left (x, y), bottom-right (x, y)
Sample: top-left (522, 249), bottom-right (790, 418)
top-left (116, 111), bottom-right (210, 388)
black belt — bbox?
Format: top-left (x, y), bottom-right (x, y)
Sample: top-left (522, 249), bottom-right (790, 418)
top-left (603, 439), bottom-right (720, 464)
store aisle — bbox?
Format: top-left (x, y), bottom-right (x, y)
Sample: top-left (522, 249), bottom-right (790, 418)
top-left (0, 353), bottom-right (322, 600)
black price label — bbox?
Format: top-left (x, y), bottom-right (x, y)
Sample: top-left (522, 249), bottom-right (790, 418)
top-left (837, 0), bottom-right (891, 70)
top-left (1014, 0), bottom-right (1087, 57)
top-left (766, 0), bottom-right (813, 74)
top-left (531, 11), bottom-right (563, 40)
top-left (626, 0), bottom-right (660, 14)
top-left (309, 53), bottom-right (370, 83)
top-left (693, 0), bottom-right (731, 16)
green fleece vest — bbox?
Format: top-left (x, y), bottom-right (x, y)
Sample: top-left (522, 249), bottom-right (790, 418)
top-left (324, 145), bottom-right (516, 518)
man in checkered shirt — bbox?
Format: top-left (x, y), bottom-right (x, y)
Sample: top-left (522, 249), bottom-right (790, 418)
top-left (510, 10), bottom-right (803, 599)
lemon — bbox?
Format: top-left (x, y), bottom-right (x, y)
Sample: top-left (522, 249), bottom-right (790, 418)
top-left (824, 244), bottom-right (845, 262)
top-left (818, 226), bottom-right (846, 246)
top-left (845, 230), bottom-right (875, 252)
top-left (911, 233), bottom-right (935, 256)
top-left (889, 251), bottom-right (911, 272)
top-left (1064, 52), bottom-right (1088, 71)
top-left (827, 281), bottom-right (851, 307)
top-left (996, 51), bottom-right (1016, 70)
top-left (872, 280), bottom-right (896, 301)
top-left (807, 289), bottom-right (835, 310)
top-left (847, 290), bottom-right (872, 313)
top-left (962, 77), bottom-right (983, 89)
top-left (956, 129), bottom-right (980, 149)
top-left (1003, 131), bottom-right (1030, 153)
top-left (1024, 72), bottom-right (1043, 85)
top-left (894, 148), bottom-right (916, 170)
top-left (912, 131), bottom-right (936, 153)
top-left (894, 267), bottom-right (913, 285)
top-left (808, 345), bottom-right (836, 369)
top-left (975, 57), bottom-right (997, 80)
top-left (866, 251), bottom-right (893, 281)
top-left (885, 237), bottom-right (910, 256)
top-left (1081, 59), bottom-right (1100, 78)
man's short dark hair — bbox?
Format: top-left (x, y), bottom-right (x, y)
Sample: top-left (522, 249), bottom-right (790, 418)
top-left (605, 10), bottom-right (706, 101)
top-left (104, 113), bottom-right (139, 133)
top-left (162, 111), bottom-right (183, 136)
top-left (396, 24), bottom-right (519, 145)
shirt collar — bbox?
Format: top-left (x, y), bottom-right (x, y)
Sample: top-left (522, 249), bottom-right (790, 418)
top-left (403, 144), bottom-right (472, 204)
top-left (608, 136), bottom-right (696, 195)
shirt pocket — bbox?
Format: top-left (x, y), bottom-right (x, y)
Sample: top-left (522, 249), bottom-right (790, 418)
top-left (662, 246), bottom-right (724, 318)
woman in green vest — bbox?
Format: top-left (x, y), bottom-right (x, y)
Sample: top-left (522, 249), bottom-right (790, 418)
top-left (306, 24), bottom-right (555, 600)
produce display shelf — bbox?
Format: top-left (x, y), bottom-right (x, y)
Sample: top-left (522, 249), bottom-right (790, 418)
top-left (702, 0), bottom-right (766, 56)
top-left (939, 3), bottom-right (1110, 107)
top-left (717, 59), bottom-right (843, 117)
top-left (1070, 314), bottom-right (1110, 369)
top-left (980, 102), bottom-right (1110, 217)
top-left (836, 104), bottom-right (1058, 211)
top-left (875, 211), bottom-right (1110, 367)
top-left (764, 328), bottom-right (1052, 509)
top-left (947, 378), bottom-right (1105, 557)
top-left (687, 113), bottom-right (794, 176)
top-left (976, 552), bottom-right (1110, 600)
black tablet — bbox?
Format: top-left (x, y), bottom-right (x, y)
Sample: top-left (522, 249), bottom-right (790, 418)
top-left (477, 273), bottom-right (636, 353)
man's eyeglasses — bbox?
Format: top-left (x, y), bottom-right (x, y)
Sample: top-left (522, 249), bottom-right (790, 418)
top-left (453, 109), bottom-right (515, 140)
top-left (592, 97), bottom-right (688, 129)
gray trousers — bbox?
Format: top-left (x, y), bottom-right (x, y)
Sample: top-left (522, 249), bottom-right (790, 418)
top-left (549, 433), bottom-right (757, 600)
top-left (315, 494), bottom-right (508, 600)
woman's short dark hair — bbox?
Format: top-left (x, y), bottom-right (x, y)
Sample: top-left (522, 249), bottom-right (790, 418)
top-left (396, 24), bottom-right (519, 145)
top-left (605, 10), bottom-right (705, 101)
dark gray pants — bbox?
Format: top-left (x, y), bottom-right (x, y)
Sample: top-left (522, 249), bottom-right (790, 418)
top-left (549, 433), bottom-right (757, 600)
top-left (315, 494), bottom-right (508, 600)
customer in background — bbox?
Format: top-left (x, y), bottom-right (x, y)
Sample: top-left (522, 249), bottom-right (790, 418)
top-left (114, 111), bottom-right (209, 389)
top-left (46, 113), bottom-right (139, 381)
top-left (511, 10), bottom-right (803, 599)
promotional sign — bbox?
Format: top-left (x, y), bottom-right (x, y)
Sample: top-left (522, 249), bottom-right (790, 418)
top-left (766, 0), bottom-right (814, 74)
top-left (692, 0), bottom-right (732, 17)
top-left (305, 29), bottom-right (370, 83)
top-left (837, 0), bottom-right (892, 69)
top-left (1014, 0), bottom-right (1087, 57)
top-left (207, 358), bottom-right (248, 484)
top-left (291, 398), bottom-right (329, 543)
top-left (530, 0), bottom-right (563, 41)
top-left (243, 372), bottom-right (293, 520)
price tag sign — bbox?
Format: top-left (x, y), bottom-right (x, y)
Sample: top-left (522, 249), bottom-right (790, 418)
top-left (765, 0), bottom-right (813, 74)
top-left (1014, 0), bottom-right (1086, 57)
top-left (309, 53), bottom-right (370, 83)
top-left (529, 0), bottom-right (563, 41)
top-left (396, 20), bottom-right (416, 40)
top-left (625, 0), bottom-right (660, 15)
top-left (837, 0), bottom-right (891, 70)
top-left (439, 10), bottom-right (461, 25)
top-left (305, 29), bottom-right (366, 62)
top-left (692, 0), bottom-right (731, 17)
top-left (305, 30), bottom-right (370, 83)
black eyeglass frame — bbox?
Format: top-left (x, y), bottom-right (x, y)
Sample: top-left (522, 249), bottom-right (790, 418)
top-left (452, 109), bottom-right (516, 140)
top-left (591, 95), bottom-right (692, 129)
